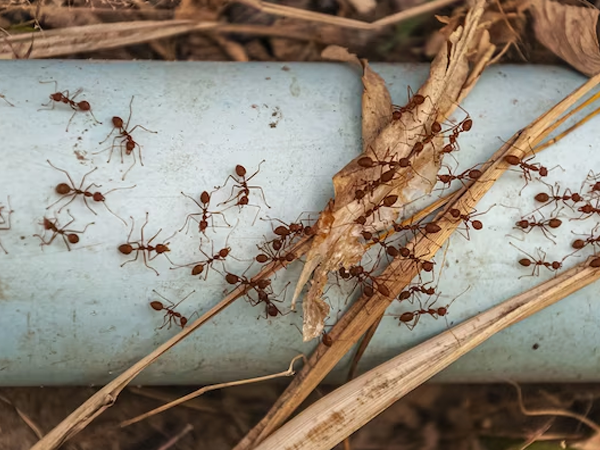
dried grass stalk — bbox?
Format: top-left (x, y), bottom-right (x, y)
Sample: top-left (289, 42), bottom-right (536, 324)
top-left (232, 70), bottom-right (600, 450)
top-left (252, 257), bottom-right (600, 450)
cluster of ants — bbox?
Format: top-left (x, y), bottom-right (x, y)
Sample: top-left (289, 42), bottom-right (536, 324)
top-left (3, 84), bottom-right (600, 338)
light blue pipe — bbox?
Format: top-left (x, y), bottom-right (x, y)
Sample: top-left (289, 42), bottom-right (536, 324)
top-left (0, 61), bottom-right (598, 385)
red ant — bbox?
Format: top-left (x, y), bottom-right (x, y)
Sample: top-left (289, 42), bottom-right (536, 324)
top-left (252, 284), bottom-right (291, 319)
top-left (150, 290), bottom-right (197, 329)
top-left (503, 153), bottom-right (559, 194)
top-left (447, 204), bottom-right (495, 240)
top-left (96, 96), bottom-right (157, 181)
top-left (45, 160), bottom-right (133, 225)
top-left (218, 161), bottom-right (270, 213)
top-left (513, 215), bottom-right (562, 244)
top-left (437, 165), bottom-right (483, 192)
top-left (39, 81), bottom-right (101, 132)
top-left (339, 264), bottom-right (391, 298)
top-left (583, 170), bottom-right (600, 198)
top-left (509, 242), bottom-right (571, 278)
top-left (572, 224), bottom-right (600, 250)
top-left (172, 231), bottom-right (237, 279)
top-left (118, 213), bottom-right (175, 276)
top-left (255, 243), bottom-right (296, 269)
top-left (392, 90), bottom-right (427, 122)
top-left (354, 194), bottom-right (399, 226)
top-left (33, 211), bottom-right (94, 251)
top-left (574, 201), bottom-right (600, 221)
top-left (397, 283), bottom-right (437, 304)
top-left (532, 181), bottom-right (583, 214)
top-left (0, 196), bottom-right (13, 254)
top-left (179, 190), bottom-right (230, 236)
top-left (396, 287), bottom-right (468, 330)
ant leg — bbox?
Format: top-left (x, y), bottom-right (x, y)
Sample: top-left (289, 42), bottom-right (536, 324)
top-left (65, 110), bottom-right (78, 133)
top-left (215, 175), bottom-right (239, 194)
top-left (129, 124), bottom-right (157, 135)
top-left (122, 150), bottom-right (136, 181)
top-left (218, 184), bottom-right (243, 207)
top-left (136, 142), bottom-right (144, 167)
top-left (142, 250), bottom-right (159, 276)
top-left (179, 213), bottom-right (202, 234)
top-left (247, 185), bottom-right (271, 208)
top-left (99, 128), bottom-right (117, 145)
top-left (47, 193), bottom-right (75, 212)
top-left (147, 227), bottom-right (163, 245)
top-left (87, 109), bottom-right (101, 126)
top-left (1, 94), bottom-right (14, 107)
top-left (139, 213), bottom-right (151, 243)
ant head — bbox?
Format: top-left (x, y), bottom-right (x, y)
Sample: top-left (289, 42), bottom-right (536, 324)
top-left (413, 94), bottom-right (425, 105)
top-left (289, 223), bottom-right (302, 233)
top-left (472, 220), bottom-right (483, 230)
top-left (150, 301), bottom-right (164, 311)
top-left (235, 165), bottom-right (247, 177)
top-left (256, 254), bottom-right (269, 263)
top-left (361, 230), bottom-right (373, 241)
top-left (539, 167), bottom-right (548, 177)
top-left (256, 279), bottom-right (271, 290)
top-left (56, 183), bottom-right (71, 195)
top-left (77, 100), bottom-right (91, 111)
top-left (155, 244), bottom-right (170, 253)
top-left (551, 261), bottom-right (561, 270)
top-left (392, 110), bottom-right (402, 121)
top-left (439, 174), bottom-right (451, 184)
top-left (399, 158), bottom-right (410, 168)
top-left (322, 332), bottom-right (333, 347)
top-left (431, 122), bottom-right (442, 133)
top-left (339, 267), bottom-right (350, 279)
top-left (413, 142), bottom-right (424, 153)
top-left (92, 192), bottom-right (105, 202)
top-left (191, 264), bottom-right (205, 276)
top-left (422, 261), bottom-right (434, 272)
top-left (357, 156), bottom-right (374, 168)
top-left (442, 144), bottom-right (454, 154)
top-left (349, 266), bottom-right (363, 277)
top-left (355, 216), bottom-right (367, 226)
top-left (118, 244), bottom-right (134, 255)
top-left (285, 252), bottom-right (295, 262)
top-left (125, 140), bottom-right (135, 152)
top-left (179, 317), bottom-right (188, 328)
top-left (355, 189), bottom-right (366, 201)
top-left (67, 234), bottom-right (80, 244)
top-left (200, 191), bottom-right (210, 205)
top-left (238, 196), bottom-right (249, 206)
top-left (572, 193), bottom-right (583, 202)
top-left (400, 247), bottom-right (411, 258)
top-left (112, 116), bottom-right (124, 128)
top-left (504, 155), bottom-right (520, 166)
top-left (199, 220), bottom-right (208, 232)
top-left (572, 239), bottom-right (585, 250)
top-left (449, 208), bottom-right (461, 218)
top-left (272, 239), bottom-right (283, 251)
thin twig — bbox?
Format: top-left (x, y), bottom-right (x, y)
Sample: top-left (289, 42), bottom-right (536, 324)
top-left (156, 424), bottom-right (194, 450)
top-left (0, 393), bottom-right (44, 440)
top-left (120, 354), bottom-right (304, 428)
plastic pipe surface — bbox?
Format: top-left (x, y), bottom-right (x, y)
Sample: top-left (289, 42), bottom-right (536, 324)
top-left (0, 61), bottom-right (598, 385)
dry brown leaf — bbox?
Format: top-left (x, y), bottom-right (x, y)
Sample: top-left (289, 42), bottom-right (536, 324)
top-left (531, 0), bottom-right (600, 76)
top-left (293, 0), bottom-right (494, 342)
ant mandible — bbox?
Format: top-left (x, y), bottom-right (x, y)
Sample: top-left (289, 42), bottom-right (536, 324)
top-left (39, 80), bottom-right (101, 132)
